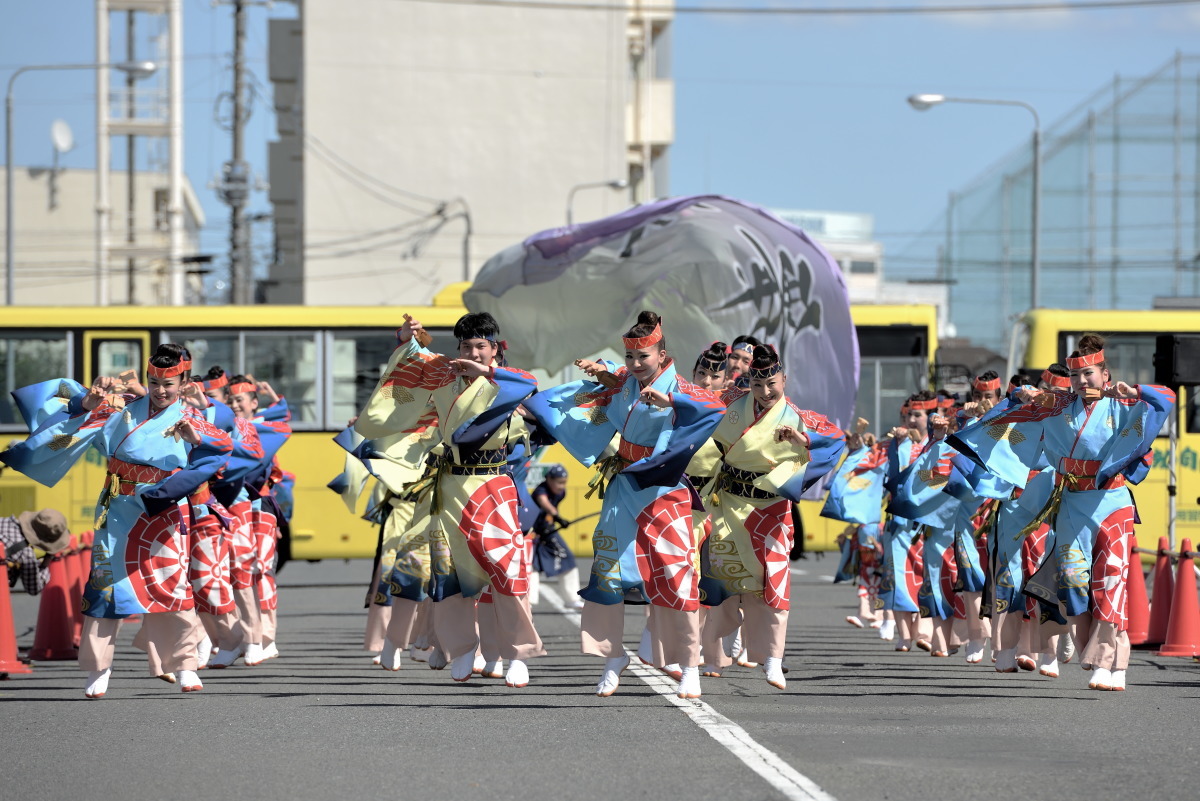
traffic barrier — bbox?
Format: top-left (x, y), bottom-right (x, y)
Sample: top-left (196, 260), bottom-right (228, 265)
top-left (1146, 536), bottom-right (1175, 647)
top-left (27, 549), bottom-right (79, 661)
top-left (1126, 545), bottom-right (1150, 646)
top-left (0, 544), bottom-right (34, 676)
top-left (1155, 539), bottom-right (1200, 658)
top-left (62, 535), bottom-right (83, 647)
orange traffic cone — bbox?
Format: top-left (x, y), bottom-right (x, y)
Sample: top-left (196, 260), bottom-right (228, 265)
top-left (1126, 546), bottom-right (1150, 646)
top-left (62, 536), bottom-right (83, 647)
top-left (1146, 536), bottom-right (1175, 647)
top-left (0, 544), bottom-right (34, 676)
top-left (27, 550), bottom-right (79, 661)
top-left (1156, 539), bottom-right (1200, 658)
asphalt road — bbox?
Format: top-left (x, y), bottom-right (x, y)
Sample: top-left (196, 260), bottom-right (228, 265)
top-left (3, 557), bottom-right (1198, 801)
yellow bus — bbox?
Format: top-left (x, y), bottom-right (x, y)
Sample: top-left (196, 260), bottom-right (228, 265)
top-left (0, 289), bottom-right (937, 559)
top-left (0, 284), bottom-right (472, 561)
top-left (1008, 308), bottom-right (1200, 554)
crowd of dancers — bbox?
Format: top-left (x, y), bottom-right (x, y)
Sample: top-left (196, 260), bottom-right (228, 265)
top-left (826, 342), bottom-right (1174, 691)
top-left (1, 351), bottom-right (293, 697)
top-left (0, 309), bottom-right (1174, 699)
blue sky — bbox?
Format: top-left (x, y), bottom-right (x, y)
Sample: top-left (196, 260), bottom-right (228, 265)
top-left (3, 0), bottom-right (1198, 291)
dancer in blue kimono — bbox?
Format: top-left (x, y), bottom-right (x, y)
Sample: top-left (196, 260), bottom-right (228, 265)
top-left (827, 392), bottom-right (936, 651)
top-left (524, 311), bottom-right (725, 699)
top-left (1, 344), bottom-right (232, 698)
top-left (949, 334), bottom-right (1175, 691)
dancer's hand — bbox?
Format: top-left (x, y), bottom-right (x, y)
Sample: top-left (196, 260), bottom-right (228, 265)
top-left (639, 387), bottom-right (672, 408)
top-left (1106, 381), bottom-right (1138, 399)
top-left (449, 359), bottom-right (490, 379)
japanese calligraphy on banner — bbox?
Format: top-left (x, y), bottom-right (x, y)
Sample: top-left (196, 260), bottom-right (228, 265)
top-left (464, 195), bottom-right (860, 429)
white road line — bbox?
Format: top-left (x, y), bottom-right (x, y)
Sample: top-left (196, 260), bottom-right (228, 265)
top-left (540, 586), bottom-right (837, 801)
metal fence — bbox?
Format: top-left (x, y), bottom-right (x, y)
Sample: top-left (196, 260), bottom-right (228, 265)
top-left (892, 53), bottom-right (1200, 352)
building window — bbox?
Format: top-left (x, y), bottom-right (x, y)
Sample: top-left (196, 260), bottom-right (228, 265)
top-left (849, 260), bottom-right (877, 275)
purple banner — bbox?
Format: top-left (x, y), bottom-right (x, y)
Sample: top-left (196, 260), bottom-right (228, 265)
top-left (465, 194), bottom-right (860, 429)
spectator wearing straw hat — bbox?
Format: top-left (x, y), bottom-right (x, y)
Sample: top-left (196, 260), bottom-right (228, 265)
top-left (0, 509), bottom-right (71, 595)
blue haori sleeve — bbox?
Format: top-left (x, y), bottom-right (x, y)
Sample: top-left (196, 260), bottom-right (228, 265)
top-left (10, 378), bottom-right (85, 431)
top-left (795, 409), bottom-right (847, 494)
top-left (0, 401), bottom-right (118, 487)
top-left (139, 417), bottom-right (234, 516)
top-left (888, 442), bottom-right (959, 527)
top-left (946, 394), bottom-right (1066, 488)
top-left (821, 443), bottom-right (887, 525)
top-left (624, 380), bottom-right (725, 491)
top-left (523, 378), bottom-right (620, 468)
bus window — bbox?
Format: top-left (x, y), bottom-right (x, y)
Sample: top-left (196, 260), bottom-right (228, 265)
top-left (0, 333), bottom-right (70, 428)
top-left (854, 359), bottom-right (927, 429)
top-left (96, 340), bottom-right (141, 379)
top-left (244, 332), bottom-right (321, 429)
top-left (170, 333), bottom-right (238, 379)
top-left (328, 330), bottom-right (397, 428)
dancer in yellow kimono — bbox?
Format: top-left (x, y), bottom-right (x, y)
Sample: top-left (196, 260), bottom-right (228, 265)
top-left (355, 311), bottom-right (544, 688)
top-left (699, 345), bottom-right (846, 690)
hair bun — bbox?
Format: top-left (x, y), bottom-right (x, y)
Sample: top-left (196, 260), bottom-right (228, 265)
top-left (636, 310), bottom-right (661, 328)
top-left (1076, 332), bottom-right (1106, 354)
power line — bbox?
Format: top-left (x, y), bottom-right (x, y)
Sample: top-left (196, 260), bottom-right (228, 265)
top-left (395, 0), bottom-right (1200, 16)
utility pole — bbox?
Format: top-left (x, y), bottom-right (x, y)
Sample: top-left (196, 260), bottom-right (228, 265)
top-left (125, 10), bottom-right (137, 305)
top-left (216, 0), bottom-right (252, 304)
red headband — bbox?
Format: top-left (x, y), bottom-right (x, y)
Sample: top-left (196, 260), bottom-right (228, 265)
top-left (938, 396), bottom-right (955, 409)
top-left (623, 322), bottom-right (663, 351)
top-left (909, 399), bottom-right (938, 411)
top-left (972, 377), bottom-right (1002, 392)
top-left (1066, 350), bottom-right (1105, 370)
top-left (228, 382), bottom-right (256, 396)
top-left (1042, 370), bottom-right (1072, 389)
top-left (146, 359), bottom-right (192, 379)
top-left (202, 374), bottom-right (229, 391)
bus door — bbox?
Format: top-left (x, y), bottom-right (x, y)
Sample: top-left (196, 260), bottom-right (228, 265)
top-left (83, 330), bottom-right (151, 386)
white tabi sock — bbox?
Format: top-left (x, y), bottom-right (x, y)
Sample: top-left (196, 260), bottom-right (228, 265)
top-left (965, 639), bottom-right (986, 664)
top-left (196, 636), bottom-right (213, 668)
top-left (1037, 653), bottom-right (1060, 678)
top-left (595, 654), bottom-right (630, 697)
top-left (878, 619), bottom-right (896, 641)
top-left (85, 668), bottom-right (111, 699)
top-left (482, 659), bottom-right (504, 678)
top-left (764, 657), bottom-right (786, 690)
top-left (676, 665), bottom-right (701, 699)
top-left (637, 627), bottom-right (654, 665)
top-left (179, 669), bottom-right (203, 692)
top-left (451, 651), bottom-right (475, 682)
top-left (1088, 666), bottom-right (1113, 690)
top-left (994, 647), bottom-right (1018, 672)
top-left (505, 659), bottom-right (529, 688)
top-left (380, 639), bottom-right (404, 671)
top-left (1109, 669), bottom-right (1126, 691)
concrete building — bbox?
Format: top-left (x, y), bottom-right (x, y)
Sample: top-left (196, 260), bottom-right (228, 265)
top-left (0, 166), bottom-right (205, 305)
top-left (265, 0), bottom-right (674, 305)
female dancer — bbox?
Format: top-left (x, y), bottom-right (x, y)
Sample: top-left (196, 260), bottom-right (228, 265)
top-left (949, 334), bottom-right (1174, 690)
top-left (525, 311), bottom-right (725, 698)
top-left (698, 345), bottom-right (845, 689)
top-left (0, 344), bottom-right (232, 697)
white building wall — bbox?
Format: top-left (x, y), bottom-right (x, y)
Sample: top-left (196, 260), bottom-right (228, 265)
top-left (268, 0), bottom-right (671, 306)
top-left (0, 166), bottom-right (204, 305)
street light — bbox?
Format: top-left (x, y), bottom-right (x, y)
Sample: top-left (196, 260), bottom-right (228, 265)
top-left (5, 60), bottom-right (158, 305)
top-left (566, 178), bottom-right (629, 226)
top-left (907, 93), bottom-right (1041, 309)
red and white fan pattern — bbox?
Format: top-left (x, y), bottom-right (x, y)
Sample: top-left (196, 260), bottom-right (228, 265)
top-left (634, 489), bottom-right (699, 611)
